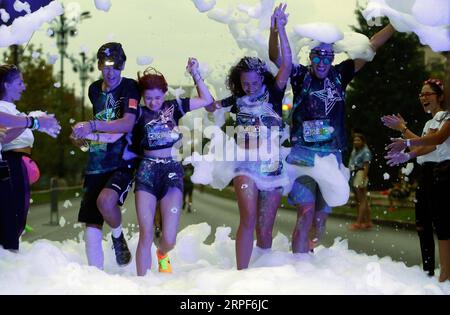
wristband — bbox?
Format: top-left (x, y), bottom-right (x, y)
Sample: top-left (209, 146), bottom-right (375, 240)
top-left (406, 139), bottom-right (411, 147)
top-left (31, 117), bottom-right (40, 130)
top-left (25, 116), bottom-right (31, 128)
top-left (401, 126), bottom-right (408, 134)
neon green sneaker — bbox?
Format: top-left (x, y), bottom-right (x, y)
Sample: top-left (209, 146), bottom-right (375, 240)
top-left (157, 249), bottom-right (172, 273)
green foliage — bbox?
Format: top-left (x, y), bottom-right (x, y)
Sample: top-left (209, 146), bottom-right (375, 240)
top-left (346, 12), bottom-right (430, 190)
top-left (3, 45), bottom-right (87, 188)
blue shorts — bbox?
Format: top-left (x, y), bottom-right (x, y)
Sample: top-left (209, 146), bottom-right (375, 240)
top-left (288, 176), bottom-right (331, 214)
top-left (135, 157), bottom-right (184, 200)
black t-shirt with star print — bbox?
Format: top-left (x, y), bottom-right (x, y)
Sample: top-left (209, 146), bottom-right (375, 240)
top-left (135, 98), bottom-right (191, 151)
top-left (290, 59), bottom-right (355, 151)
top-left (86, 77), bottom-right (140, 174)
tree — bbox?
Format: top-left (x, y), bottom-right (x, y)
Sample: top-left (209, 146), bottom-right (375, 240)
top-left (2, 45), bottom-right (87, 188)
top-left (345, 11), bottom-right (430, 190)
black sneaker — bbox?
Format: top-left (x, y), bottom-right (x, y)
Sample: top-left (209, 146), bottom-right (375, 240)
top-left (111, 233), bottom-right (131, 267)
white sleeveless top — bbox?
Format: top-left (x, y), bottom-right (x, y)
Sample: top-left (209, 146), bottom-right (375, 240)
top-left (0, 100), bottom-right (34, 156)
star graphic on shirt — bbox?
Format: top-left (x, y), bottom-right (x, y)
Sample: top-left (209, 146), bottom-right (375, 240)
top-left (148, 104), bottom-right (175, 126)
top-left (310, 78), bottom-right (343, 116)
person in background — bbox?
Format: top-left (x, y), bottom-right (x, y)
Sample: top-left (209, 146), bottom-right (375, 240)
top-left (348, 131), bottom-right (372, 230)
top-left (385, 78), bottom-right (449, 281)
top-left (0, 64), bottom-right (60, 251)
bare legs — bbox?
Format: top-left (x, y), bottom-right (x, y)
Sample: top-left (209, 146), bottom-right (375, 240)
top-left (135, 188), bottom-right (182, 276)
top-left (234, 176), bottom-right (258, 270)
top-left (256, 189), bottom-right (282, 249)
top-left (354, 187), bottom-right (371, 227)
top-left (135, 191), bottom-right (157, 276)
top-left (292, 203), bottom-right (315, 253)
top-left (97, 188), bottom-right (122, 229)
top-left (438, 240), bottom-right (450, 282)
top-left (159, 188), bottom-right (183, 255)
top-left (234, 176), bottom-right (281, 270)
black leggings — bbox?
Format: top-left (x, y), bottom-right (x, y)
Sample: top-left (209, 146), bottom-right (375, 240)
top-left (415, 163), bottom-right (436, 275)
top-left (1, 151), bottom-right (30, 250)
top-left (0, 160), bottom-right (19, 250)
top-left (432, 160), bottom-right (450, 241)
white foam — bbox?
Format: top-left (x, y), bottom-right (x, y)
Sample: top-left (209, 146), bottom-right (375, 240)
top-left (46, 53), bottom-right (58, 65)
top-left (293, 23), bottom-right (344, 44)
top-left (13, 1), bottom-right (31, 15)
top-left (412, 0), bottom-right (450, 27)
top-left (0, 1), bottom-right (63, 47)
top-left (362, 0), bottom-right (450, 52)
top-left (136, 56), bottom-right (153, 66)
top-left (94, 0), bottom-right (112, 12)
top-left (191, 0), bottom-right (217, 13)
top-left (1, 223), bottom-right (448, 294)
top-left (0, 9), bottom-right (10, 23)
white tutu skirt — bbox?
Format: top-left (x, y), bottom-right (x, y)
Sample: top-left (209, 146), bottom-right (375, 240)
top-left (284, 147), bottom-right (350, 207)
top-left (184, 127), bottom-right (290, 192)
top-left (186, 153), bottom-right (290, 192)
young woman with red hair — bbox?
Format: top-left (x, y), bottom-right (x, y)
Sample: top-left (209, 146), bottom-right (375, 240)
top-left (134, 58), bottom-right (213, 276)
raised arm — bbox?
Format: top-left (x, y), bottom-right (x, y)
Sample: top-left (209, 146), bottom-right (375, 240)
top-left (185, 57), bottom-right (214, 111)
top-left (354, 24), bottom-right (396, 72)
top-left (269, 5), bottom-right (282, 68)
top-left (274, 3), bottom-right (292, 90)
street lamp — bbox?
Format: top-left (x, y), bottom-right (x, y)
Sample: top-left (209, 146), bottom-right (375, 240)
top-left (48, 10), bottom-right (91, 88)
top-left (47, 8), bottom-right (91, 177)
top-left (70, 52), bottom-right (96, 120)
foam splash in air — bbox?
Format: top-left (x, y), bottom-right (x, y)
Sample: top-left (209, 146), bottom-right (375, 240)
top-left (362, 0), bottom-right (450, 52)
top-left (0, 1), bottom-right (63, 47)
top-left (94, 0), bottom-right (112, 12)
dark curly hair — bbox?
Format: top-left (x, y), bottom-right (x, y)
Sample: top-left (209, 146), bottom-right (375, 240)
top-left (137, 67), bottom-right (168, 94)
top-left (226, 57), bottom-right (275, 97)
top-left (0, 64), bottom-right (21, 99)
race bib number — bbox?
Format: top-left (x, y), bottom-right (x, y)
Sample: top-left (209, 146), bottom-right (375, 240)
top-left (260, 160), bottom-right (278, 174)
top-left (303, 119), bottom-right (333, 143)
